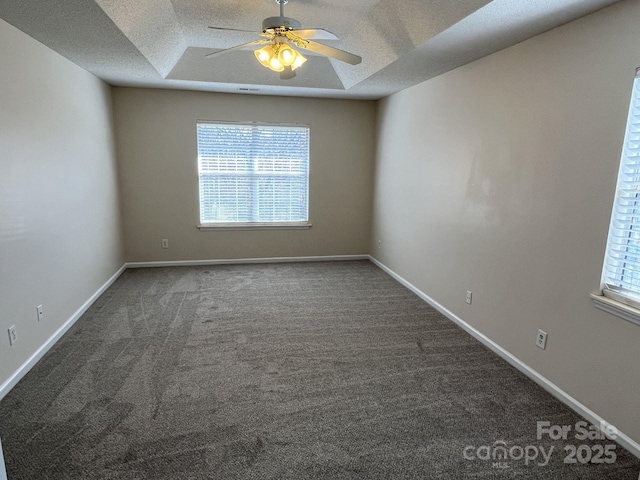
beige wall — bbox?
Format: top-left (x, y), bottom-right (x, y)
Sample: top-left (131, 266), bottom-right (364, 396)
top-left (113, 88), bottom-right (376, 262)
top-left (0, 20), bottom-right (124, 388)
top-left (372, 0), bottom-right (640, 444)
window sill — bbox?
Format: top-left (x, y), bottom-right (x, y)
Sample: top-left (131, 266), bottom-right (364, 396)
top-left (590, 293), bottom-right (640, 327)
top-left (198, 222), bottom-right (312, 231)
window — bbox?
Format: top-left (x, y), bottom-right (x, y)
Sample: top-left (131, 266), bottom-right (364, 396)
top-left (196, 122), bottom-right (310, 229)
top-left (595, 69), bottom-right (640, 325)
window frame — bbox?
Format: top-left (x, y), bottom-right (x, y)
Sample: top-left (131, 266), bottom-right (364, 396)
top-left (593, 69), bottom-right (640, 326)
top-left (195, 120), bottom-right (312, 231)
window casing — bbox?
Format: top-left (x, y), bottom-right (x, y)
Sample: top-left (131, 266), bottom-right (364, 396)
top-left (196, 122), bottom-right (310, 228)
top-left (596, 69), bottom-right (640, 325)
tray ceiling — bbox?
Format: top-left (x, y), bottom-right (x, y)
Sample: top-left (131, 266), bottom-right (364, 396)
top-left (0, 0), bottom-right (622, 99)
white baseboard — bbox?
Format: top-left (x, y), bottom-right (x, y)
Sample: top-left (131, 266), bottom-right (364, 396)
top-left (0, 255), bottom-right (365, 399)
top-left (368, 256), bottom-right (640, 460)
top-left (0, 264), bottom-right (127, 401)
top-left (0, 435), bottom-right (6, 480)
top-left (0, 254), bottom-right (366, 398)
top-left (126, 254), bottom-right (369, 268)
top-left (4, 255), bottom-right (638, 460)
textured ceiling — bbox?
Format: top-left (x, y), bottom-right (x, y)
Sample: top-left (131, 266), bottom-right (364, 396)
top-left (0, 0), bottom-right (622, 99)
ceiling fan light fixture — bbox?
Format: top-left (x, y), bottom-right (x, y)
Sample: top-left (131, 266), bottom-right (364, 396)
top-left (256, 47), bottom-right (271, 63)
top-left (278, 43), bottom-right (296, 66)
top-left (255, 45), bottom-right (277, 70)
top-left (255, 42), bottom-right (297, 73)
top-left (269, 56), bottom-right (285, 72)
top-left (291, 52), bottom-right (306, 71)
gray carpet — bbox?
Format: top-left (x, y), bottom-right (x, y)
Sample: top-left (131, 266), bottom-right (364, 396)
top-left (0, 260), bottom-right (638, 479)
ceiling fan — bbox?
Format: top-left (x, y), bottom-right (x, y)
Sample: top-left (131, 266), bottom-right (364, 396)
top-left (206, 0), bottom-right (362, 79)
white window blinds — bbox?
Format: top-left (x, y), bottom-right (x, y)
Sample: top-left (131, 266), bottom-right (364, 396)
top-left (602, 70), bottom-right (640, 307)
top-left (197, 122), bottom-right (310, 224)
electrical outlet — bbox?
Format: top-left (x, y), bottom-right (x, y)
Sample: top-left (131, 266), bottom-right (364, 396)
top-left (37, 304), bottom-right (44, 322)
top-left (466, 290), bottom-right (472, 305)
top-left (8, 325), bottom-right (17, 346)
top-left (161, 239), bottom-right (169, 249)
top-left (377, 239), bottom-right (381, 248)
top-left (536, 329), bottom-right (547, 350)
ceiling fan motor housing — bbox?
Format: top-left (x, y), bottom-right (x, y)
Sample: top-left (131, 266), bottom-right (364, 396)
top-left (262, 16), bottom-right (301, 31)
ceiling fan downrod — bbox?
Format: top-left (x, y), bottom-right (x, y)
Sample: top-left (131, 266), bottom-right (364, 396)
top-left (263, 0), bottom-right (300, 32)
top-left (275, 0), bottom-right (288, 17)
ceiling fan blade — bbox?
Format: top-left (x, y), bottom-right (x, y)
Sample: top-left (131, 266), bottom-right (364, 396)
top-left (208, 26), bottom-right (257, 34)
top-left (293, 29), bottom-right (339, 40)
top-left (205, 39), bottom-right (269, 58)
top-left (280, 66), bottom-right (296, 80)
top-left (300, 40), bottom-right (362, 65)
